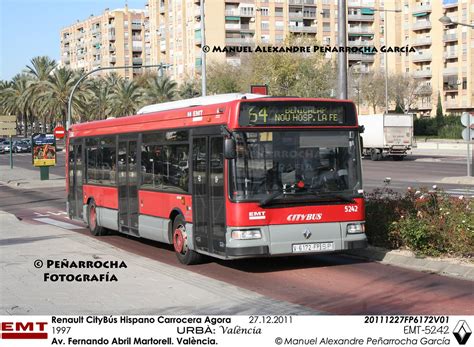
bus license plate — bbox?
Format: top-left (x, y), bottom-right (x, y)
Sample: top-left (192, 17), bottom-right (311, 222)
top-left (292, 242), bottom-right (334, 253)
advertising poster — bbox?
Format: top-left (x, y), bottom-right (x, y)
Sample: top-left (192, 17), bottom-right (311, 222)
top-left (32, 133), bottom-right (57, 167)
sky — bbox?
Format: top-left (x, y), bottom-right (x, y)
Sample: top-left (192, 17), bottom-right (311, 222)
top-left (0, 0), bottom-right (146, 81)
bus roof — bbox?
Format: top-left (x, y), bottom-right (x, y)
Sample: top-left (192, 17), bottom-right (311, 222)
top-left (137, 93), bottom-right (268, 115)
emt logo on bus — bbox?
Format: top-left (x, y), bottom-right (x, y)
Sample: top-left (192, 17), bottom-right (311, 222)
top-left (1, 321), bottom-right (48, 339)
top-left (249, 211), bottom-right (266, 220)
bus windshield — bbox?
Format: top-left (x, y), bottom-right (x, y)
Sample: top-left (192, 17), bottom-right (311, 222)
top-left (230, 130), bottom-right (362, 203)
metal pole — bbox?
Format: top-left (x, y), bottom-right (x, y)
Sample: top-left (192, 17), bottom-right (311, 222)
top-left (337, 0), bottom-right (348, 99)
top-left (66, 63), bottom-right (169, 130)
top-left (468, 124), bottom-right (472, 177)
top-left (200, 0), bottom-right (207, 97)
top-left (9, 135), bottom-right (13, 169)
top-left (384, 10), bottom-right (389, 113)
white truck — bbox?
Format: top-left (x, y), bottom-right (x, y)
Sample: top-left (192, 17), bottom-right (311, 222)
top-left (359, 113), bottom-right (414, 161)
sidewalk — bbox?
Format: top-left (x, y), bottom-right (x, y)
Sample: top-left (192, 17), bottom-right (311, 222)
top-left (0, 164), bottom-right (64, 189)
top-left (345, 247), bottom-right (474, 282)
top-left (0, 210), bottom-right (318, 315)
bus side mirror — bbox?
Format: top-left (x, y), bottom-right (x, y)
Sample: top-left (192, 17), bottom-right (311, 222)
top-left (224, 138), bottom-right (236, 159)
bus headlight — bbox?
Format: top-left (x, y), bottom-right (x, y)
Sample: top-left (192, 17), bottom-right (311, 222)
top-left (347, 223), bottom-right (365, 234)
top-left (231, 229), bottom-right (262, 240)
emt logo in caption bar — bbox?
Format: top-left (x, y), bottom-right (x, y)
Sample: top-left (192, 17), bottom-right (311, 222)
top-left (1, 321), bottom-right (48, 339)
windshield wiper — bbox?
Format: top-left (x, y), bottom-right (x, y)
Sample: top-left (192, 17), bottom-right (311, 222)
top-left (259, 190), bottom-right (287, 207)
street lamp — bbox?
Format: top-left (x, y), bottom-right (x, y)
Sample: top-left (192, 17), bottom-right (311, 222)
top-left (349, 61), bottom-right (363, 113)
top-left (439, 15), bottom-right (474, 28)
top-left (66, 63), bottom-right (172, 130)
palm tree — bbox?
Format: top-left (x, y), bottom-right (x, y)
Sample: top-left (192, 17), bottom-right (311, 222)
top-left (24, 56), bottom-right (58, 132)
top-left (142, 75), bottom-right (177, 104)
top-left (0, 74), bottom-right (34, 136)
top-left (25, 56), bottom-right (57, 81)
top-left (38, 67), bottom-right (81, 127)
top-left (109, 79), bottom-right (143, 116)
top-left (178, 79), bottom-right (201, 99)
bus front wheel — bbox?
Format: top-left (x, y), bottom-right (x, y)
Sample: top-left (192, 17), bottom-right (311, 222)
top-left (172, 215), bottom-right (202, 265)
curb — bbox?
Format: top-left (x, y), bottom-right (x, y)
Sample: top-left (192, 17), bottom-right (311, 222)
top-left (344, 246), bottom-right (474, 281)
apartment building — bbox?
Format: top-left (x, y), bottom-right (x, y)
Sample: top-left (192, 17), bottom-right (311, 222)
top-left (61, 1), bottom-right (472, 115)
top-left (60, 6), bottom-right (147, 79)
top-left (399, 0), bottom-right (474, 116)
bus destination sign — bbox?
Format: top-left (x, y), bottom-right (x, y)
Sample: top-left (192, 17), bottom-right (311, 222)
top-left (239, 102), bottom-right (353, 127)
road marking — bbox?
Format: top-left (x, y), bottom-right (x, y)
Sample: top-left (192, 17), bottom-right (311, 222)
top-left (33, 217), bottom-right (83, 230)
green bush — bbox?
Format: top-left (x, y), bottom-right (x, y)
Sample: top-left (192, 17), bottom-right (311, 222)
top-left (414, 115), bottom-right (463, 139)
top-left (414, 117), bottom-right (438, 136)
top-left (365, 187), bottom-right (474, 257)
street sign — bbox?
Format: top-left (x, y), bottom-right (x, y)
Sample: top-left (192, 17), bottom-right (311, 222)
top-left (461, 112), bottom-right (474, 128)
top-left (0, 115), bottom-right (17, 137)
top-left (54, 126), bottom-right (66, 139)
top-left (462, 128), bottom-right (474, 141)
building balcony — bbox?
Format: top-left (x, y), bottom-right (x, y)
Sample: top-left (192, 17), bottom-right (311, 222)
top-left (132, 45), bottom-right (143, 52)
top-left (413, 4), bottom-right (432, 14)
top-left (225, 37), bottom-right (255, 46)
top-left (444, 84), bottom-right (459, 93)
top-left (108, 33), bottom-right (116, 41)
top-left (412, 52), bottom-right (432, 62)
top-left (411, 37), bottom-right (432, 46)
top-left (159, 5), bottom-right (165, 14)
top-left (131, 23), bottom-right (142, 30)
top-left (412, 21), bottom-right (432, 31)
top-left (132, 35), bottom-right (142, 41)
top-left (109, 56), bottom-right (116, 63)
top-left (443, 33), bottom-right (458, 42)
top-left (132, 57), bottom-right (143, 65)
top-left (62, 57), bottom-right (70, 64)
top-left (443, 67), bottom-right (458, 76)
top-left (445, 100), bottom-right (461, 109)
top-left (92, 60), bottom-right (100, 67)
top-left (289, 26), bottom-right (317, 33)
top-left (443, 51), bottom-right (458, 60)
top-left (348, 54), bottom-right (375, 62)
top-left (91, 27), bottom-right (101, 35)
top-left (348, 40), bottom-right (373, 47)
top-left (348, 14), bottom-right (374, 22)
top-left (160, 40), bottom-right (167, 52)
top-left (109, 44), bottom-right (116, 52)
top-left (413, 70), bottom-right (432, 78)
top-left (289, 12), bottom-right (303, 19)
top-left (289, 0), bottom-right (303, 4)
top-left (92, 36), bottom-right (101, 45)
top-left (348, 26), bottom-right (373, 34)
top-left (303, 12), bottom-right (317, 19)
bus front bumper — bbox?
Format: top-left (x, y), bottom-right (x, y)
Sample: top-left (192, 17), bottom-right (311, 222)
top-left (225, 222), bottom-right (367, 258)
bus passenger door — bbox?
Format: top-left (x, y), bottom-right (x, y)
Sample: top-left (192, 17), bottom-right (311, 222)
top-left (192, 135), bottom-right (226, 255)
top-left (68, 141), bottom-right (83, 219)
top-left (118, 139), bottom-right (139, 235)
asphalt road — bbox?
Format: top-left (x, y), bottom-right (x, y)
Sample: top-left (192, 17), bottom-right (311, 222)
top-left (0, 183), bottom-right (472, 315)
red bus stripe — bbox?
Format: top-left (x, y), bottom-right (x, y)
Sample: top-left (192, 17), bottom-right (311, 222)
top-left (2, 332), bottom-right (48, 339)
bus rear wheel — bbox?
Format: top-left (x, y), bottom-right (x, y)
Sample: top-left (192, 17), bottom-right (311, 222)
top-left (87, 200), bottom-right (106, 236)
top-left (172, 215), bottom-right (202, 265)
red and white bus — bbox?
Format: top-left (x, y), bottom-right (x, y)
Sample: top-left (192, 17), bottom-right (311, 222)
top-left (67, 93), bottom-right (367, 264)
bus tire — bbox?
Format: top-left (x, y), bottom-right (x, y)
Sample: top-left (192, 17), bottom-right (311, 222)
top-left (172, 215), bottom-right (202, 265)
top-left (393, 156), bottom-right (404, 161)
top-left (87, 200), bottom-right (106, 236)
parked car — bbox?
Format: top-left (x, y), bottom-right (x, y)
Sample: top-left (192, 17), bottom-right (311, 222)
top-left (0, 141), bottom-right (11, 154)
top-left (12, 140), bottom-right (31, 153)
